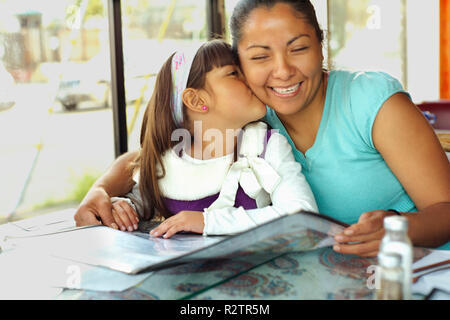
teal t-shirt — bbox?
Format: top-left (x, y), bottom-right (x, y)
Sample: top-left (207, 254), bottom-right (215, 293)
top-left (265, 70), bottom-right (449, 250)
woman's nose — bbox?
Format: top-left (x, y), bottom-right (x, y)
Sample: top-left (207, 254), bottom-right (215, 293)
top-left (272, 55), bottom-right (294, 80)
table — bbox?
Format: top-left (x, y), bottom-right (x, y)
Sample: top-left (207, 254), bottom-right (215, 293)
top-left (434, 129), bottom-right (450, 161)
top-left (0, 208), bottom-right (437, 300)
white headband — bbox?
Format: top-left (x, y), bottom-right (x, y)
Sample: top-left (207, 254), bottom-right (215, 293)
top-left (171, 43), bottom-right (203, 128)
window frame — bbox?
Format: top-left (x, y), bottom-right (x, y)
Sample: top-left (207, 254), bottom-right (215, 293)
top-left (108, 0), bottom-right (127, 158)
top-left (108, 0), bottom-right (225, 158)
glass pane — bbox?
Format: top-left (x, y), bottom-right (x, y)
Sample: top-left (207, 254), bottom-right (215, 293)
top-left (328, 0), bottom-right (406, 85)
top-left (0, 0), bottom-right (114, 223)
top-left (224, 0), bottom-right (406, 85)
top-left (224, 0), bottom-right (240, 43)
top-left (122, 0), bottom-right (209, 152)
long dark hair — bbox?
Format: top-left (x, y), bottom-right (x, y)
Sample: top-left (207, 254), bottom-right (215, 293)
top-left (135, 39), bottom-right (236, 220)
top-left (230, 0), bottom-right (324, 56)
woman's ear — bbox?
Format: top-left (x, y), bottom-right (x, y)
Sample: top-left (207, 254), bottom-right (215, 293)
top-left (320, 44), bottom-right (325, 64)
top-left (182, 88), bottom-right (207, 113)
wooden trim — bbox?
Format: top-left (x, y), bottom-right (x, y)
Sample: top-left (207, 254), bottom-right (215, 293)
top-left (441, 0), bottom-right (450, 99)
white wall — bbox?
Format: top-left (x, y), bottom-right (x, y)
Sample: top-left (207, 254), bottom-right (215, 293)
top-left (311, 0), bottom-right (329, 69)
top-left (406, 0), bottom-right (440, 103)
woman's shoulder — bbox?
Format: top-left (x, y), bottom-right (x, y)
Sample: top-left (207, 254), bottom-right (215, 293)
top-left (327, 69), bottom-right (411, 147)
top-left (330, 69), bottom-right (398, 80)
top-left (329, 69), bottom-right (407, 98)
top-left (328, 69), bottom-right (410, 115)
top-left (330, 69), bottom-right (402, 90)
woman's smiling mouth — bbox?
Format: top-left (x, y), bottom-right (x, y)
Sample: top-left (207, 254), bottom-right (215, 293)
top-left (269, 82), bottom-right (303, 97)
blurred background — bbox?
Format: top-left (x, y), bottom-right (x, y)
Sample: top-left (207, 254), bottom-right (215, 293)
top-left (0, 0), bottom-right (448, 223)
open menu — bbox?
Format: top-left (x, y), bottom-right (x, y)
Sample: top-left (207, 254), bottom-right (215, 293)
top-left (2, 211), bottom-right (348, 274)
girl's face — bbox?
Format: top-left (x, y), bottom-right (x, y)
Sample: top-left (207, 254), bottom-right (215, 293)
top-left (237, 3), bottom-right (324, 116)
top-left (201, 64), bottom-right (266, 129)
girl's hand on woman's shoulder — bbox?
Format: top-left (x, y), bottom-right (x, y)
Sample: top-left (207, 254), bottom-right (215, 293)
top-left (150, 211), bottom-right (205, 239)
top-left (333, 210), bottom-right (398, 257)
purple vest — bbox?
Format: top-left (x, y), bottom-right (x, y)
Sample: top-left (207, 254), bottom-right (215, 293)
top-left (164, 128), bottom-right (273, 215)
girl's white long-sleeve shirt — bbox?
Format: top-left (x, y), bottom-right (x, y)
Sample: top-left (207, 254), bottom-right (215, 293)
top-left (111, 121), bottom-right (318, 236)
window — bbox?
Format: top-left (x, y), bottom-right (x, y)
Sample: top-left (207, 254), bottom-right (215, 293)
top-left (121, 0), bottom-right (209, 152)
top-left (328, 0), bottom-right (406, 84)
top-left (0, 0), bottom-right (440, 225)
top-left (0, 0), bottom-right (211, 224)
top-left (0, 0), bottom-right (114, 222)
top-left (223, 0), bottom-right (440, 103)
top-left (328, 0), bottom-right (440, 103)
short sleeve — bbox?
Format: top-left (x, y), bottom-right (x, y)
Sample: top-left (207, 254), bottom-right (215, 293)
top-left (348, 71), bottom-right (412, 148)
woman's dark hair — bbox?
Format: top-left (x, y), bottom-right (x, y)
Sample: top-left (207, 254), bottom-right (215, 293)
top-left (135, 39), bottom-right (236, 220)
top-left (230, 0), bottom-right (324, 55)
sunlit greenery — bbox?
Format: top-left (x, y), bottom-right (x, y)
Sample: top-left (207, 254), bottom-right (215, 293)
top-left (26, 171), bottom-right (100, 216)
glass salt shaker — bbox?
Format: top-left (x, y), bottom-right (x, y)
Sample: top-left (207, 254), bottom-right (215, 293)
top-left (379, 215), bottom-right (413, 299)
top-left (376, 252), bottom-right (404, 300)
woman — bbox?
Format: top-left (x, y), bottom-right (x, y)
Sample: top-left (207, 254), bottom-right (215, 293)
top-left (75, 0), bottom-right (450, 256)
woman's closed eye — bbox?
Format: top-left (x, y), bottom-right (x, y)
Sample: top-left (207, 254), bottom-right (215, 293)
top-left (291, 46), bottom-right (309, 53)
top-left (250, 55), bottom-right (268, 61)
top-left (249, 46), bottom-right (309, 60)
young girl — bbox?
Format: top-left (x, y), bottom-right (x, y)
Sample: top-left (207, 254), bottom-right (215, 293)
top-left (110, 39), bottom-right (318, 238)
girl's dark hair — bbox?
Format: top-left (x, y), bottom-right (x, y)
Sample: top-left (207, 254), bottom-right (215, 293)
top-left (230, 0), bottom-right (324, 55)
top-left (135, 39), bottom-right (236, 220)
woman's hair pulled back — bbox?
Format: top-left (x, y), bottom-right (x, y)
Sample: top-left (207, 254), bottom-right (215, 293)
top-left (230, 0), bottom-right (324, 55)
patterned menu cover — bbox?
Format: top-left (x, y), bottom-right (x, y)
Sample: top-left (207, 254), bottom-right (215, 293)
top-left (4, 211), bottom-right (347, 274)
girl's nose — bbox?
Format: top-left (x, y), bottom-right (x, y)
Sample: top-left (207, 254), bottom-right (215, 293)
top-left (238, 68), bottom-right (250, 86)
top-left (272, 55), bottom-right (294, 80)
top-left (237, 68), bottom-right (245, 80)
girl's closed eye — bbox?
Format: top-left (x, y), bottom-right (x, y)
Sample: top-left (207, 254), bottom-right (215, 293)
top-left (226, 66), bottom-right (241, 77)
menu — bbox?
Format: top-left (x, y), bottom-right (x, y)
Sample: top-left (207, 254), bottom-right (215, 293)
top-left (3, 211), bottom-right (347, 274)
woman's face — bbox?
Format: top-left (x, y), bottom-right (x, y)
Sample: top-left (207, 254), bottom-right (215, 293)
top-left (237, 3), bottom-right (324, 116)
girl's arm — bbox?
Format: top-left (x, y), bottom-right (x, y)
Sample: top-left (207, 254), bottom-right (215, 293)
top-left (151, 133), bottom-right (318, 238)
top-left (334, 93), bottom-right (450, 256)
top-left (74, 150), bottom-right (139, 228)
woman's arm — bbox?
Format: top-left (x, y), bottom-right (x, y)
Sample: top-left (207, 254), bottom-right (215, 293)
top-left (74, 150), bottom-right (139, 228)
top-left (334, 93), bottom-right (450, 256)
